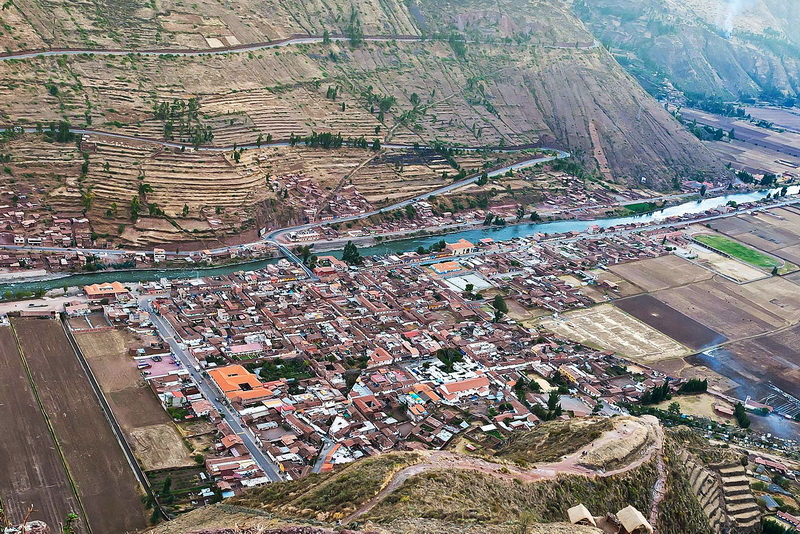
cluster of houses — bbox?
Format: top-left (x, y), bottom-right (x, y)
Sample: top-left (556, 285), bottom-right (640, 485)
top-left (92, 228), bottom-right (713, 495)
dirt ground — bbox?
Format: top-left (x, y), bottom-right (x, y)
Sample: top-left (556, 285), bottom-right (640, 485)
top-left (715, 327), bottom-right (800, 398)
top-left (609, 255), bottom-right (712, 292)
top-left (537, 304), bottom-right (687, 364)
top-left (686, 244), bottom-right (767, 283)
top-left (12, 319), bottom-right (147, 534)
top-left (653, 276), bottom-right (800, 340)
top-left (614, 294), bottom-right (724, 350)
top-left (0, 327), bottom-right (86, 532)
top-left (75, 329), bottom-right (196, 471)
top-left (709, 207), bottom-right (800, 266)
top-left (654, 393), bottom-right (734, 425)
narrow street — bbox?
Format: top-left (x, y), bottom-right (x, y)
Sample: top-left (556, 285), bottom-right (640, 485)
top-left (139, 297), bottom-right (285, 483)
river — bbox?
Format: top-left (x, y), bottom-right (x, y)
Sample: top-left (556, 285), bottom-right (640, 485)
top-left (1, 185), bottom-right (796, 296)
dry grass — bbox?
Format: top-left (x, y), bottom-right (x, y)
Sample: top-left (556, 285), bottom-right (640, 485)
top-left (363, 460), bottom-right (657, 524)
top-left (494, 417), bottom-right (614, 466)
top-left (232, 453), bottom-right (421, 520)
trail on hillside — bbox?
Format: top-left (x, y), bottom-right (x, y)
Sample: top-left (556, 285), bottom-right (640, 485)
top-left (344, 418), bottom-right (664, 525)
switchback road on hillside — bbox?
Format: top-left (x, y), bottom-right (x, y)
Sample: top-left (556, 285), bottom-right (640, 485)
top-left (0, 134), bottom-right (569, 259)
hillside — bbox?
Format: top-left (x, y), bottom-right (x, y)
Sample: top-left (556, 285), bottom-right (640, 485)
top-left (570, 0), bottom-right (800, 102)
top-left (142, 417), bottom-right (762, 534)
top-left (0, 0), bottom-right (725, 196)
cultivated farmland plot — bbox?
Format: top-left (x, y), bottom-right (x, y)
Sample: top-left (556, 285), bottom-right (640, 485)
top-left (0, 327), bottom-right (86, 532)
top-left (11, 319), bottom-right (148, 534)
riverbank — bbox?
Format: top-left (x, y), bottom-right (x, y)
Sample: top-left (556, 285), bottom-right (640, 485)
top-left (0, 185), bottom-right (796, 297)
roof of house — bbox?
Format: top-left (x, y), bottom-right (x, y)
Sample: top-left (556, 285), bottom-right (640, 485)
top-left (567, 504), bottom-right (596, 526)
top-left (208, 365), bottom-right (273, 403)
top-left (446, 239), bottom-right (474, 250)
top-left (84, 281), bottom-right (128, 296)
top-left (616, 506), bottom-right (653, 534)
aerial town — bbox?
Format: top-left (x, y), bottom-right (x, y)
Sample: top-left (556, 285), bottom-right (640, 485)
top-left (9, 218), bottom-right (792, 516)
top-left (3, 0), bottom-right (800, 533)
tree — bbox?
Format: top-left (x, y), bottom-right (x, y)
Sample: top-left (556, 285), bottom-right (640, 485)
top-left (729, 128), bottom-right (736, 139)
top-left (700, 184), bottom-right (707, 196)
top-left (772, 266), bottom-right (778, 276)
top-left (668, 402), bottom-right (681, 415)
top-left (345, 6), bottom-right (363, 45)
top-left (435, 347), bottom-right (463, 373)
top-left (734, 402), bottom-right (751, 429)
top-left (371, 138), bottom-right (381, 151)
top-left (492, 294), bottom-right (508, 322)
top-left (182, 203), bottom-right (189, 217)
top-left (62, 512), bottom-right (79, 533)
top-left (322, 30), bottom-right (331, 45)
top-left (476, 171), bottom-right (489, 186)
top-left (341, 240), bottom-right (362, 265)
top-left (678, 378), bottom-right (708, 394)
top-left (546, 391), bottom-right (563, 417)
top-left (130, 196), bottom-right (141, 221)
top-left (138, 183), bottom-right (153, 196)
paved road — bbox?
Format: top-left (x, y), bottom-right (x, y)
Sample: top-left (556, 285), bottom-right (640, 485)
top-left (312, 438), bottom-right (337, 474)
top-left (0, 34), bottom-right (600, 62)
top-left (263, 149), bottom-right (569, 243)
top-left (139, 297), bottom-right (284, 482)
top-left (0, 149), bottom-right (567, 264)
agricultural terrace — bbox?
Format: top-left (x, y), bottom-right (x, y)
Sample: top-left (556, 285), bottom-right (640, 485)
top-left (694, 233), bottom-right (797, 274)
top-left (11, 319), bottom-right (147, 533)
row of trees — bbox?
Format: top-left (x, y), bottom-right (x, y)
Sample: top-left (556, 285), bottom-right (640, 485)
top-left (640, 381), bottom-right (672, 405)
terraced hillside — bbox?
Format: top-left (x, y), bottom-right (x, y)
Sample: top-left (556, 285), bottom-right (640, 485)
top-left (1, 0), bottom-right (726, 188)
top-left (667, 428), bottom-right (761, 534)
top-left (572, 0), bottom-right (800, 101)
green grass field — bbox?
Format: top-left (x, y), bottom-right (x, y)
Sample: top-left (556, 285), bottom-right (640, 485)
top-left (623, 201), bottom-right (664, 214)
top-left (694, 234), bottom-right (797, 274)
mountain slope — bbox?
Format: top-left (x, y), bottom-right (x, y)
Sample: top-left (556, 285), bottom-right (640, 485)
top-left (0, 0), bottom-right (726, 188)
top-left (570, 0), bottom-right (800, 102)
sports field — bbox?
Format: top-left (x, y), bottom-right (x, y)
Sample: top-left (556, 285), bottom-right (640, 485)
top-left (694, 233), bottom-right (796, 274)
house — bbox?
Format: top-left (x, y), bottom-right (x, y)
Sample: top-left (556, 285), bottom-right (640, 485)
top-left (64, 301), bottom-right (91, 317)
top-left (367, 347), bottom-right (393, 368)
top-left (208, 365), bottom-right (274, 406)
top-left (438, 375), bottom-right (491, 402)
top-left (83, 281), bottom-right (129, 302)
top-left (616, 505), bottom-right (653, 534)
top-left (445, 239), bottom-right (475, 256)
top-left (567, 504), bottom-right (597, 527)
top-left (227, 342), bottom-right (264, 360)
top-left (431, 261), bottom-right (462, 275)
top-left (153, 248), bottom-right (166, 262)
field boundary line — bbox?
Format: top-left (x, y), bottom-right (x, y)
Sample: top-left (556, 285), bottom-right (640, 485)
top-left (9, 320), bottom-right (92, 534)
top-left (59, 317), bottom-right (170, 523)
